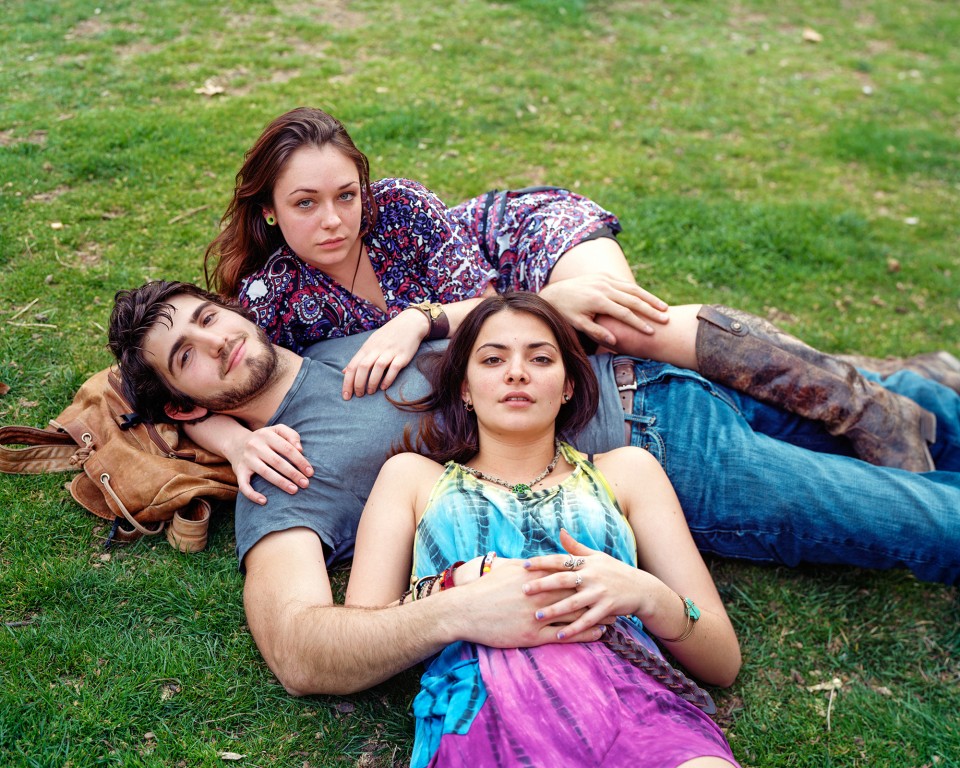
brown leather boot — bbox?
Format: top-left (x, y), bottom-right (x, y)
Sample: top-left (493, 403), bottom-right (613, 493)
top-left (166, 499), bottom-right (211, 553)
top-left (835, 351), bottom-right (960, 396)
top-left (696, 305), bottom-right (937, 472)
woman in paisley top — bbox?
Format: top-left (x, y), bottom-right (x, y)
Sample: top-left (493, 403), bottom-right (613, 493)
top-left (204, 106), bottom-right (666, 402)
top-left (345, 292), bottom-right (742, 767)
top-left (196, 107), bottom-right (945, 498)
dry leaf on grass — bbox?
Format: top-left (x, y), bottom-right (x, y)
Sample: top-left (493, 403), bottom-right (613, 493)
top-left (195, 78), bottom-right (225, 96)
top-left (806, 677), bottom-right (843, 692)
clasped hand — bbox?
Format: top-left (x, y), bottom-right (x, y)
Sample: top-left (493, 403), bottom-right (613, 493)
top-left (521, 528), bottom-right (650, 640)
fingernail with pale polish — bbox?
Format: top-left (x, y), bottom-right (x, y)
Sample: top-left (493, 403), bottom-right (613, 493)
top-left (535, 610), bottom-right (544, 620)
top-left (522, 560), bottom-right (532, 569)
top-left (557, 631), bottom-right (566, 640)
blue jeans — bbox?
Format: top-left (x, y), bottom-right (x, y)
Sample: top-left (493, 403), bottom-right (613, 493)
top-left (622, 360), bottom-right (960, 585)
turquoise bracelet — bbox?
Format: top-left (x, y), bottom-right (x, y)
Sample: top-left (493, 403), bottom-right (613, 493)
top-left (659, 594), bottom-right (701, 643)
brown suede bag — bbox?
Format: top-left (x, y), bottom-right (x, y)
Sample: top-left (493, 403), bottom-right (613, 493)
top-left (0, 367), bottom-right (237, 546)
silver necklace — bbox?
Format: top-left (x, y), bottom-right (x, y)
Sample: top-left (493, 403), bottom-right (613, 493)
top-left (460, 441), bottom-right (563, 496)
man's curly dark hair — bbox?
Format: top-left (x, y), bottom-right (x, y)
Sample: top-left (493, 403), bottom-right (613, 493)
top-left (107, 280), bottom-right (251, 424)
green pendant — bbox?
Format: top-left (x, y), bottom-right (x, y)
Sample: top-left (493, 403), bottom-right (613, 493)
top-left (511, 483), bottom-right (531, 495)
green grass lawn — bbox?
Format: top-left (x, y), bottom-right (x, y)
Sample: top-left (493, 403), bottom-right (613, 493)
top-left (1, 1), bottom-right (958, 765)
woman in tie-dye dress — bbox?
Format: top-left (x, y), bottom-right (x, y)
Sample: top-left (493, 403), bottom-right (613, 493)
top-left (345, 293), bottom-right (742, 768)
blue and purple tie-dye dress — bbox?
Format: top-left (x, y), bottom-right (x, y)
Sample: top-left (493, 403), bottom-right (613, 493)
top-left (410, 443), bottom-right (739, 768)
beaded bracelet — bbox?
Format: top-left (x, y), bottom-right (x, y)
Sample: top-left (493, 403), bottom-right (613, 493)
top-left (658, 595), bottom-right (701, 643)
top-left (414, 575), bottom-right (441, 601)
top-left (480, 551), bottom-right (497, 577)
top-left (400, 574), bottom-right (441, 604)
top-left (441, 561), bottom-right (465, 591)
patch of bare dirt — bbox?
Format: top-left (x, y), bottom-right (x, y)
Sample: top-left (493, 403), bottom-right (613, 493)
top-left (280, 0), bottom-right (367, 31)
top-left (30, 186), bottom-right (72, 203)
top-left (0, 130), bottom-right (48, 147)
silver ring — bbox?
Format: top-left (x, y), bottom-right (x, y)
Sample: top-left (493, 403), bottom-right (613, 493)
top-left (563, 555), bottom-right (576, 569)
top-left (574, 574), bottom-right (583, 588)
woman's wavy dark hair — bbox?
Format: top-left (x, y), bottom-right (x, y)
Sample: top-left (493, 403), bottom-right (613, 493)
top-left (204, 106), bottom-right (376, 298)
top-left (395, 292), bottom-right (599, 464)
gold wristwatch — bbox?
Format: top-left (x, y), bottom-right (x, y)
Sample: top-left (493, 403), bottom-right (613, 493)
top-left (411, 300), bottom-right (450, 340)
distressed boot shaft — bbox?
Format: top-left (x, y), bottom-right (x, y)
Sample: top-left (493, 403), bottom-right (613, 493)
top-left (695, 305), bottom-right (937, 472)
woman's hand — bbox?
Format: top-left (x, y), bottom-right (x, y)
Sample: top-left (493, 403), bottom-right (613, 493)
top-left (538, 275), bottom-right (669, 348)
top-left (341, 309), bottom-right (428, 399)
top-left (521, 529), bottom-right (654, 639)
top-left (223, 424), bottom-right (314, 505)
top-left (450, 556), bottom-right (607, 641)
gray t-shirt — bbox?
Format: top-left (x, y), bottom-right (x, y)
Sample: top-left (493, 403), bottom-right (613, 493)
top-left (234, 332), bottom-right (624, 569)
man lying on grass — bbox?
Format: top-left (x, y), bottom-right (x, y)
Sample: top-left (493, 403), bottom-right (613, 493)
top-left (108, 280), bottom-right (960, 695)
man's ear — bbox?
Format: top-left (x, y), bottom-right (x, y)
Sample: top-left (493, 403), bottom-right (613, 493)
top-left (164, 403), bottom-right (210, 422)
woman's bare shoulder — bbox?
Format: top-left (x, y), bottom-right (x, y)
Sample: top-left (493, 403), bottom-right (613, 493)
top-left (375, 452), bottom-right (449, 494)
top-left (590, 445), bottom-right (661, 476)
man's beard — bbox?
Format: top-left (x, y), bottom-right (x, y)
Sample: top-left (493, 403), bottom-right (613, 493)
top-left (192, 326), bottom-right (280, 413)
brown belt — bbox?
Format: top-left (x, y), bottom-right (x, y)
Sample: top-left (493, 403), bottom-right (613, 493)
top-left (613, 359), bottom-right (637, 444)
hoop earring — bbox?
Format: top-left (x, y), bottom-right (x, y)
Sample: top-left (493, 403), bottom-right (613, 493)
top-left (265, 215), bottom-right (276, 226)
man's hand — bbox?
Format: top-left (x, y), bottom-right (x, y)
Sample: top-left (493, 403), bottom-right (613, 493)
top-left (539, 274), bottom-right (669, 349)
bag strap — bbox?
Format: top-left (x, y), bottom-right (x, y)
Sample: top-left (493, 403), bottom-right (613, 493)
top-left (601, 624), bottom-right (717, 715)
top-left (0, 425), bottom-right (81, 474)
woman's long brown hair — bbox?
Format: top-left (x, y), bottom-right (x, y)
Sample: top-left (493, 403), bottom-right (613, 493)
top-left (394, 292), bottom-right (599, 464)
top-left (204, 107), bottom-right (376, 298)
